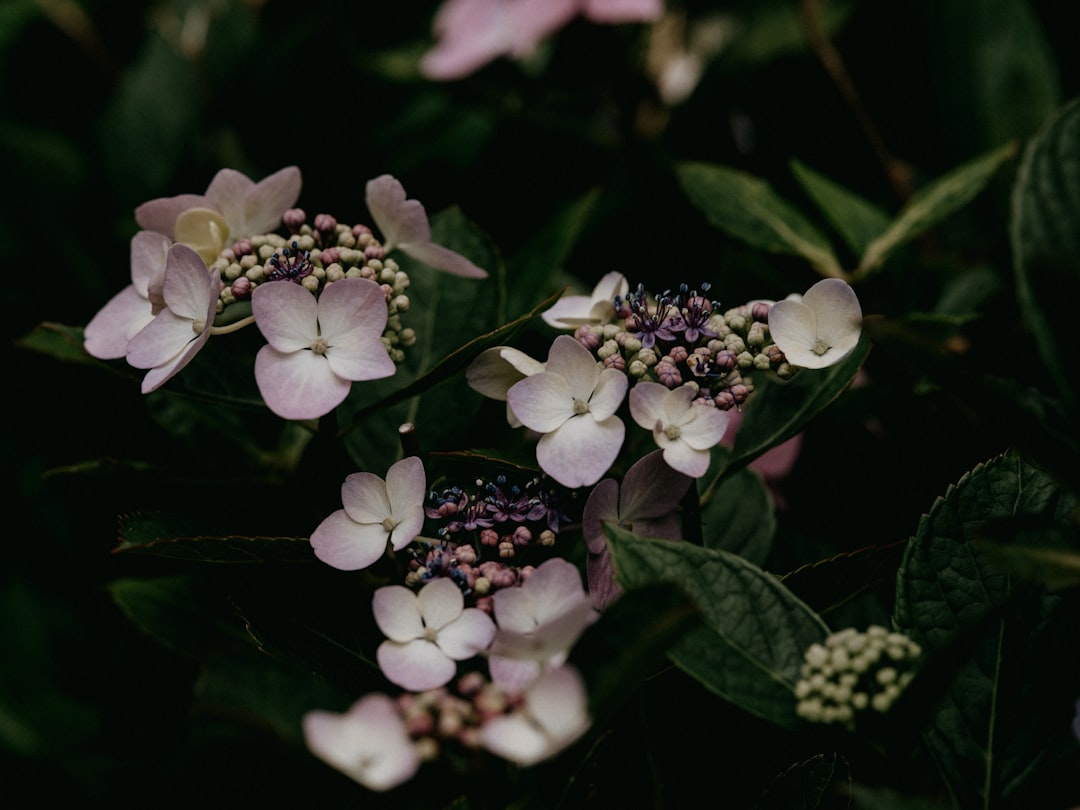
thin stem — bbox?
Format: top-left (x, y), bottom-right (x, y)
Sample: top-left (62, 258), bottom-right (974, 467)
top-left (209, 315), bottom-right (256, 336)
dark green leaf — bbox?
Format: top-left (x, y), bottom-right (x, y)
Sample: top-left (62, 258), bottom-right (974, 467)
top-left (113, 512), bottom-right (313, 564)
top-left (790, 159), bottom-right (891, 258)
top-left (14, 322), bottom-right (105, 367)
top-left (607, 528), bottom-right (827, 728)
top-left (677, 161), bottom-right (843, 278)
top-left (780, 541), bottom-right (906, 618)
top-left (699, 467), bottom-right (775, 566)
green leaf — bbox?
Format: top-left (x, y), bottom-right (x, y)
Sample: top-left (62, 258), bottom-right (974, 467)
top-left (856, 141), bottom-right (1018, 278)
top-left (1011, 95), bottom-right (1080, 407)
top-left (893, 451), bottom-right (1080, 809)
top-left (699, 467), bottom-right (775, 566)
top-left (974, 517), bottom-right (1080, 589)
top-left (790, 159), bottom-right (891, 258)
top-left (14, 322), bottom-right (106, 367)
top-left (677, 161), bottom-right (843, 278)
top-left (113, 512), bottom-right (313, 564)
top-left (607, 528), bottom-right (827, 728)
top-left (780, 541), bottom-right (907, 618)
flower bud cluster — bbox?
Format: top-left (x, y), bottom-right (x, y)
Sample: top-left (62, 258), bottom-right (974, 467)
top-left (794, 626), bottom-right (921, 729)
top-left (396, 671), bottom-right (511, 761)
top-left (211, 210), bottom-right (415, 363)
top-left (405, 474), bottom-right (566, 610)
top-left (576, 283), bottom-right (794, 412)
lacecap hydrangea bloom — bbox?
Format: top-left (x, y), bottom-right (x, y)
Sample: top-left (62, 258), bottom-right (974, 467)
top-left (768, 278), bottom-right (862, 369)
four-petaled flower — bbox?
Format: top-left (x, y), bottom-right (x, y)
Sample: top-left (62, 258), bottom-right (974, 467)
top-left (365, 175), bottom-right (488, 278)
top-left (310, 457), bottom-right (427, 571)
top-left (135, 166), bottom-right (302, 264)
top-left (767, 278), bottom-right (862, 369)
top-left (479, 665), bottom-right (591, 766)
top-left (124, 243), bottom-right (220, 394)
top-left (251, 276), bottom-right (395, 420)
top-left (373, 578), bottom-right (496, 691)
top-left (303, 694), bottom-right (419, 791)
top-left (506, 335), bottom-right (627, 488)
top-left (541, 271), bottom-right (628, 329)
top-left (629, 381), bottom-right (730, 478)
top-left (582, 450), bottom-right (691, 609)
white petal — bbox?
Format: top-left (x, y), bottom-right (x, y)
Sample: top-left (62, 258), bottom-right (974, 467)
top-left (377, 638), bottom-right (457, 691)
top-left (679, 404), bottom-right (730, 451)
top-left (541, 294), bottom-right (597, 328)
top-left (254, 345), bottom-right (351, 420)
top-left (587, 368), bottom-right (628, 420)
top-left (252, 280), bottom-right (318, 352)
top-left (130, 230), bottom-right (171, 298)
top-left (317, 277), bottom-right (388, 344)
top-left (523, 559), bottom-right (590, 625)
top-left (507, 372), bottom-right (573, 433)
top-left (435, 608), bottom-right (497, 659)
top-left (524, 665), bottom-right (590, 744)
top-left (242, 166), bottom-right (302, 235)
top-left (662, 440), bottom-right (711, 478)
top-left (134, 193), bottom-right (209, 239)
top-left (84, 285), bottom-right (153, 360)
top-left (340, 472), bottom-right (392, 524)
top-left (628, 381), bottom-right (668, 431)
top-left (488, 655), bottom-right (543, 693)
top-left (373, 585), bottom-right (424, 641)
top-left (544, 335), bottom-right (600, 401)
top-left (491, 586), bottom-right (537, 635)
top-left (416, 578), bottom-right (465, 631)
top-left (365, 175), bottom-right (430, 250)
top-left (535, 413), bottom-right (624, 488)
top-left (480, 713), bottom-right (551, 766)
top-left (400, 240), bottom-right (488, 279)
top-left (386, 457), bottom-right (427, 514)
top-left (160, 244), bottom-right (216, 321)
top-left (767, 299), bottom-right (821, 367)
top-left (310, 509), bottom-right (390, 571)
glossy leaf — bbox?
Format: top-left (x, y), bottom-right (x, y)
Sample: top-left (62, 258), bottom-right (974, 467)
top-left (790, 159), bottom-right (891, 258)
top-left (699, 467), bottom-right (775, 566)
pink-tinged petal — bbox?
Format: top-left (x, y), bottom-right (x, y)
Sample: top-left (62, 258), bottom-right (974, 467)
top-left (377, 638), bottom-right (457, 691)
top-left (661, 440), bottom-right (710, 478)
top-left (386, 457), bottom-right (427, 515)
top-left (593, 271), bottom-right (629, 303)
top-left (416, 578), bottom-right (465, 631)
top-left (254, 345), bottom-right (351, 420)
top-left (506, 0), bottom-right (577, 55)
top-left (420, 0), bottom-right (515, 80)
top-left (84, 285), bottom-right (153, 360)
top-left (544, 335), bottom-right (600, 399)
top-left (541, 293), bottom-right (597, 328)
top-left (679, 405), bottom-right (730, 450)
top-left (581, 478), bottom-right (619, 554)
top-left (242, 166), bottom-right (302, 235)
top-left (203, 169), bottom-right (255, 220)
top-left (134, 193), bottom-right (209, 239)
top-left (365, 175), bottom-right (431, 250)
top-left (524, 665), bottom-right (589, 743)
top-left (507, 372), bottom-right (573, 433)
top-left (159, 244), bottom-right (217, 321)
top-left (310, 509), bottom-right (390, 571)
top-left (480, 713), bottom-right (551, 766)
top-left (325, 338), bottom-right (396, 383)
top-left (317, 277), bottom-right (388, 343)
top-left (340, 472), bottom-right (392, 523)
top-left (491, 586), bottom-right (536, 635)
top-left (130, 230), bottom-right (172, 298)
top-left (587, 367), bottom-right (628, 420)
top-left (586, 548), bottom-right (621, 610)
top-left (252, 280), bottom-right (318, 352)
top-left (663, 383), bottom-right (697, 422)
top-left (582, 0), bottom-right (663, 23)
top-left (524, 559), bottom-right (590, 625)
top-left (488, 655), bottom-right (542, 693)
top-left (400, 240), bottom-right (488, 279)
top-left (490, 603), bottom-right (595, 661)
top-left (619, 449), bottom-right (691, 520)
top-left (135, 325), bottom-right (211, 394)
top-left (536, 413), bottom-right (624, 488)
top-left (752, 432), bottom-right (804, 481)
top-left (436, 608), bottom-right (497, 659)
top-left (389, 508), bottom-right (425, 551)
top-left (373, 585), bottom-right (424, 642)
top-left (125, 309), bottom-right (201, 370)
top-left (628, 381), bottom-right (668, 430)
top-left (303, 695), bottom-right (419, 792)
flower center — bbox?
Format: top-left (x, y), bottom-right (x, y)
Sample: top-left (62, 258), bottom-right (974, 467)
top-left (382, 516), bottom-right (399, 532)
top-left (572, 397), bottom-right (590, 416)
top-left (310, 336), bottom-right (329, 355)
top-left (192, 318), bottom-right (206, 335)
top-left (267, 241), bottom-right (315, 283)
top-left (664, 423), bottom-right (682, 440)
top-left (811, 338), bottom-right (831, 356)
top-left (423, 625), bottom-right (439, 642)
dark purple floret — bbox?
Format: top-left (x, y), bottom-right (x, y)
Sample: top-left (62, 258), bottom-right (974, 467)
top-left (266, 241), bottom-right (314, 283)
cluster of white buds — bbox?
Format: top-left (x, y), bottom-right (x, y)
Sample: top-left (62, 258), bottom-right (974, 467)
top-left (794, 625), bottom-right (921, 729)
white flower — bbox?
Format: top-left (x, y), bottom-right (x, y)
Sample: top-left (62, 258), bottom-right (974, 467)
top-left (373, 578), bottom-right (496, 691)
top-left (365, 175), bottom-right (487, 278)
top-left (310, 457), bottom-right (426, 571)
top-left (506, 335), bottom-right (627, 488)
top-left (629, 381), bottom-right (730, 477)
top-left (124, 243), bottom-right (220, 393)
top-left (768, 278), bottom-right (862, 369)
top-left (488, 558), bottom-right (598, 691)
top-left (251, 276), bottom-right (395, 420)
top-left (303, 694), bottom-right (419, 791)
top-left (466, 345), bottom-right (546, 427)
top-left (480, 665), bottom-right (591, 767)
top-left (541, 271), bottom-right (628, 329)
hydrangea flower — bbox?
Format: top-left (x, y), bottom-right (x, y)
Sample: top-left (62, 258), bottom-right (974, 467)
top-left (768, 278), bottom-right (862, 369)
top-left (629, 381), bottom-right (730, 477)
top-left (541, 271), bottom-right (628, 329)
top-left (465, 345), bottom-right (545, 427)
top-left (365, 175), bottom-right (487, 278)
top-left (135, 166), bottom-right (302, 263)
top-left (488, 558), bottom-right (598, 691)
top-left (479, 664), bottom-right (591, 766)
top-left (582, 450), bottom-right (691, 609)
top-left (421, 0), bottom-right (663, 81)
top-left (124, 243), bottom-right (220, 393)
top-left (303, 694), bottom-right (419, 791)
top-left (84, 231), bottom-right (171, 360)
top-left (251, 277), bottom-right (395, 420)
top-left (506, 335), bottom-right (627, 488)
top-left (310, 457), bottom-right (426, 571)
top-left (374, 578), bottom-right (497, 691)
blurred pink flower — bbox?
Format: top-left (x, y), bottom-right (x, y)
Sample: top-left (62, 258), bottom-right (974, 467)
top-left (421, 0), bottom-right (663, 81)
top-left (251, 276), bottom-right (395, 420)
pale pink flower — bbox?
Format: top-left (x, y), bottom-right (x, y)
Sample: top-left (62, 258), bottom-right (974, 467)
top-left (541, 271), bottom-right (628, 329)
top-left (365, 175), bottom-right (487, 278)
top-left (124, 243), bottom-right (220, 393)
top-left (303, 694), bottom-right (419, 791)
top-left (582, 450), bottom-right (691, 609)
top-left (251, 277), bottom-right (395, 420)
top-left (629, 381), bottom-right (730, 477)
top-left (84, 231), bottom-right (172, 359)
top-left (768, 278), bottom-right (862, 369)
top-left (488, 558), bottom-right (598, 691)
top-left (421, 0), bottom-right (663, 81)
top-left (135, 166), bottom-right (301, 263)
top-left (310, 457), bottom-right (426, 572)
top-left (506, 335), bottom-right (627, 488)
top-left (374, 578), bottom-right (496, 691)
top-left (479, 664), bottom-right (591, 766)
